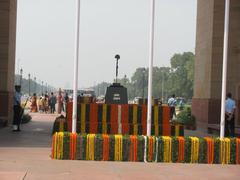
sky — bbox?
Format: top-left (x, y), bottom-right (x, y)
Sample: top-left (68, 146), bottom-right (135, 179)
top-left (16, 0), bottom-right (197, 89)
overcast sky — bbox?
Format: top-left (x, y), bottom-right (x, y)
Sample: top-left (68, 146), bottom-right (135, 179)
top-left (16, 0), bottom-right (197, 89)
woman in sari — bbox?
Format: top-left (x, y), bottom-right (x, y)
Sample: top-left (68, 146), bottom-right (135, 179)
top-left (31, 93), bottom-right (38, 112)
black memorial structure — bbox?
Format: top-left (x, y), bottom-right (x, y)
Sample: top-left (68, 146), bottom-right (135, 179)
top-left (105, 83), bottom-right (128, 104)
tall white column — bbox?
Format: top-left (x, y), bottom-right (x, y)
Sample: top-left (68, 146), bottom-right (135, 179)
top-left (220, 0), bottom-right (230, 138)
top-left (147, 0), bottom-right (155, 136)
top-left (72, 0), bottom-right (81, 133)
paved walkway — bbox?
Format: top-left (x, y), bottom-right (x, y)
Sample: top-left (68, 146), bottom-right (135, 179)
top-left (0, 113), bottom-right (240, 180)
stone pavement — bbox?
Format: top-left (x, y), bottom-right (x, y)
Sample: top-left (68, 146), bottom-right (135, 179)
top-left (0, 113), bottom-right (240, 180)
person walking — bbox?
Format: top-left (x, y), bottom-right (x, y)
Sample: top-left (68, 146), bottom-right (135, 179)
top-left (13, 85), bottom-right (22, 131)
top-left (168, 94), bottom-right (177, 120)
top-left (225, 92), bottom-right (236, 137)
top-left (49, 92), bottom-right (57, 114)
top-left (57, 89), bottom-right (63, 114)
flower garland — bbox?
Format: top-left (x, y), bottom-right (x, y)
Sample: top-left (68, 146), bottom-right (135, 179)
top-left (57, 132), bottom-right (64, 159)
top-left (177, 137), bottom-right (185, 163)
top-left (86, 134), bottom-right (95, 160)
top-left (69, 133), bottom-right (77, 160)
top-left (162, 136), bottom-right (172, 163)
top-left (51, 132), bottom-right (58, 159)
top-left (237, 138), bottom-right (240, 164)
top-left (114, 135), bottom-right (123, 161)
top-left (102, 134), bottom-right (109, 161)
top-left (147, 136), bottom-right (156, 162)
top-left (130, 135), bottom-right (138, 161)
top-left (220, 138), bottom-right (231, 164)
top-left (51, 133), bottom-right (240, 165)
top-left (204, 137), bottom-right (214, 164)
top-left (190, 137), bottom-right (199, 163)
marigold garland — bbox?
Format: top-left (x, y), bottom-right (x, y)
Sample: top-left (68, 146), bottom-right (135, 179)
top-left (177, 137), bottom-right (185, 163)
top-left (51, 133), bottom-right (240, 165)
top-left (86, 134), bottom-right (95, 160)
top-left (237, 138), bottom-right (240, 164)
top-left (114, 135), bottom-right (123, 161)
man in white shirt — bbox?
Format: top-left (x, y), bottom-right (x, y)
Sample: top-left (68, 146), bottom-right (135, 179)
top-left (13, 85), bottom-right (22, 131)
top-left (225, 92), bottom-right (236, 137)
top-left (168, 94), bottom-right (177, 120)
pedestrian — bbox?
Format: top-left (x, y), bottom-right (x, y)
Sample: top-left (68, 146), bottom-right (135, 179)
top-left (38, 96), bottom-right (43, 113)
top-left (30, 93), bottom-right (38, 112)
top-left (225, 92), bottom-right (236, 137)
top-left (43, 94), bottom-right (49, 113)
top-left (57, 89), bottom-right (64, 114)
top-left (13, 85), bottom-right (22, 131)
top-left (63, 93), bottom-right (69, 113)
top-left (49, 92), bottom-right (57, 114)
top-left (168, 94), bottom-right (177, 120)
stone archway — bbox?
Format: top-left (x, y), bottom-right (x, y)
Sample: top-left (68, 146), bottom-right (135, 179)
top-left (192, 0), bottom-right (240, 131)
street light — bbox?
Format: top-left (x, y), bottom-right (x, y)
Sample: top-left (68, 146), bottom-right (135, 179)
top-left (28, 73), bottom-right (31, 96)
top-left (142, 68), bottom-right (146, 99)
top-left (20, 68), bottom-right (23, 86)
top-left (115, 54), bottom-right (120, 83)
top-left (34, 77), bottom-right (36, 94)
top-left (45, 82), bottom-right (48, 94)
top-left (41, 81), bottom-right (43, 95)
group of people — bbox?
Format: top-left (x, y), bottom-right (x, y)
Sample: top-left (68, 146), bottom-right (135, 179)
top-left (13, 86), bottom-right (70, 131)
top-left (31, 92), bottom-right (69, 114)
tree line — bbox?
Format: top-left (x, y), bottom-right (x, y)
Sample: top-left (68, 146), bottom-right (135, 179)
top-left (93, 52), bottom-right (195, 101)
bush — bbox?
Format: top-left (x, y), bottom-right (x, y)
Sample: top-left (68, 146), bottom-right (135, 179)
top-left (176, 107), bottom-right (196, 126)
top-left (21, 114), bottom-right (32, 124)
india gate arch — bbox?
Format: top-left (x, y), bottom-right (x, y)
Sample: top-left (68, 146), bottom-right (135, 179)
top-left (0, 0), bottom-right (240, 132)
top-left (192, 0), bottom-right (240, 132)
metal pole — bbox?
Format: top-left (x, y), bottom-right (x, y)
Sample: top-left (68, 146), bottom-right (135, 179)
top-left (147, 0), bottom-right (155, 136)
top-left (162, 71), bottom-right (164, 102)
top-left (72, 0), bottom-right (81, 133)
top-left (220, 0), bottom-right (230, 138)
top-left (34, 77), bottom-right (36, 94)
top-left (41, 81), bottom-right (43, 95)
top-left (28, 73), bottom-right (31, 96)
top-left (142, 69), bottom-right (145, 99)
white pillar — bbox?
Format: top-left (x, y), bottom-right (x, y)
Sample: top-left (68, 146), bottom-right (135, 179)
top-left (72, 0), bottom-right (81, 133)
top-left (220, 0), bottom-right (230, 138)
top-left (147, 0), bottom-right (155, 136)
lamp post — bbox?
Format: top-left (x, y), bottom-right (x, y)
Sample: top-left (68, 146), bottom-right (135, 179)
top-left (115, 54), bottom-right (120, 83)
top-left (34, 77), bottom-right (36, 94)
top-left (28, 73), bottom-right (31, 96)
top-left (41, 81), bottom-right (43, 95)
top-left (45, 82), bottom-right (48, 94)
top-left (162, 70), bottom-right (164, 102)
top-left (142, 68), bottom-right (146, 99)
top-left (20, 68), bottom-right (23, 86)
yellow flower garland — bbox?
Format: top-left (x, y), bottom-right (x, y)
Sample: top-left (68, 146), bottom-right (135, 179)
top-left (220, 138), bottom-right (231, 164)
top-left (86, 134), bottom-right (95, 160)
top-left (53, 132), bottom-right (58, 159)
top-left (114, 135), bottom-right (123, 161)
top-left (190, 137), bottom-right (199, 163)
top-left (57, 132), bottom-right (64, 159)
top-left (163, 136), bottom-right (172, 162)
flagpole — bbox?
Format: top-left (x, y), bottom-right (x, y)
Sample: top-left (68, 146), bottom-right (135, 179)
top-left (220, 0), bottom-right (230, 138)
top-left (147, 0), bottom-right (155, 136)
top-left (72, 0), bottom-right (81, 133)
